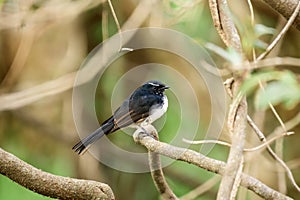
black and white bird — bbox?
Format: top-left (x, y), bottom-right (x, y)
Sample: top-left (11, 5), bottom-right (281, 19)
top-left (73, 80), bottom-right (169, 154)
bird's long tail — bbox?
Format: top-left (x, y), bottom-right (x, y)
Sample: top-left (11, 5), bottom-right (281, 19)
top-left (73, 118), bottom-right (114, 154)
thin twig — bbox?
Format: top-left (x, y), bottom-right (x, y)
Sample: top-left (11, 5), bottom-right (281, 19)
top-left (251, 78), bottom-right (294, 191)
top-left (231, 91), bottom-right (300, 192)
top-left (271, 111), bottom-right (300, 135)
top-left (257, 1), bottom-right (300, 60)
top-left (204, 56), bottom-right (300, 77)
top-left (102, 4), bottom-right (109, 40)
top-left (271, 111), bottom-right (300, 192)
top-left (183, 131), bottom-right (294, 152)
top-left (267, 98), bottom-right (287, 132)
top-left (233, 57), bottom-right (300, 70)
top-left (266, 144), bottom-right (300, 192)
top-left (246, 132), bottom-right (293, 152)
top-left (183, 138), bottom-right (232, 148)
top-left (247, 115), bottom-right (265, 141)
top-left (107, 0), bottom-right (122, 51)
top-left (246, 0), bottom-right (257, 66)
top-left (247, 115), bottom-right (300, 192)
top-left (246, 0), bottom-right (255, 27)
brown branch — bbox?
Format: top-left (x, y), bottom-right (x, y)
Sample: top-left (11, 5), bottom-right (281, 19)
top-left (183, 131), bottom-right (294, 152)
top-left (247, 114), bottom-right (300, 192)
top-left (227, 77), bottom-right (300, 193)
top-left (107, 0), bottom-right (122, 51)
top-left (208, 0), bottom-right (242, 53)
top-left (209, 1), bottom-right (247, 198)
top-left (257, 0), bottom-right (300, 60)
top-left (262, 0), bottom-right (300, 30)
top-left (149, 151), bottom-right (178, 200)
top-left (0, 147), bottom-right (114, 200)
top-left (234, 57), bottom-right (300, 71)
top-left (133, 126), bottom-right (178, 200)
top-left (218, 95), bottom-right (247, 200)
top-left (133, 126), bottom-right (292, 200)
top-left (209, 0), bottom-right (247, 197)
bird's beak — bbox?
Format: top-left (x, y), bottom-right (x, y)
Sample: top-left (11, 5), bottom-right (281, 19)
top-left (162, 85), bottom-right (170, 90)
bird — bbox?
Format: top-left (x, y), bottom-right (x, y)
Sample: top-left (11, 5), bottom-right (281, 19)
top-left (73, 80), bottom-right (169, 154)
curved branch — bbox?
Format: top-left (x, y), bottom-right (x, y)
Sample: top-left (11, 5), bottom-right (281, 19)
top-left (133, 125), bottom-right (292, 200)
top-left (262, 0), bottom-right (300, 30)
top-left (257, 0), bottom-right (300, 60)
top-left (208, 0), bottom-right (242, 53)
top-left (0, 147), bottom-right (114, 200)
top-left (149, 151), bottom-right (178, 200)
top-left (134, 126), bottom-right (178, 200)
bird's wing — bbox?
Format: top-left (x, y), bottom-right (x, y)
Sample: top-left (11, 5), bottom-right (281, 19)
top-left (112, 94), bottom-right (159, 129)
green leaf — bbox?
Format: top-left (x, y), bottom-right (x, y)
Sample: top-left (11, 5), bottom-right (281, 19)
top-left (240, 71), bottom-right (282, 95)
top-left (169, 1), bottom-right (179, 9)
top-left (254, 39), bottom-right (268, 50)
top-left (280, 70), bottom-right (299, 85)
top-left (255, 73), bottom-right (300, 110)
top-left (255, 24), bottom-right (276, 37)
top-left (241, 70), bottom-right (300, 110)
top-left (227, 47), bottom-right (243, 65)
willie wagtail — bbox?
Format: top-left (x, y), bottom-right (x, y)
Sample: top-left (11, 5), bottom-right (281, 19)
top-left (73, 80), bottom-right (169, 154)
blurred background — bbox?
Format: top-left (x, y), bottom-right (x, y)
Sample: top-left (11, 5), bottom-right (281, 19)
top-left (0, 0), bottom-right (299, 199)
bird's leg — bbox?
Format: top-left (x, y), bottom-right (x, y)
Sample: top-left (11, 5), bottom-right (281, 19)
top-left (133, 124), bottom-right (158, 142)
top-left (141, 117), bottom-right (152, 126)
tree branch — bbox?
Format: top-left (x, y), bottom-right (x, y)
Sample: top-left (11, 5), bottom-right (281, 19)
top-left (133, 125), bottom-right (292, 200)
top-left (257, 0), bottom-right (300, 60)
top-left (208, 0), bottom-right (242, 53)
top-left (209, 0), bottom-right (247, 199)
top-left (133, 126), bottom-right (178, 200)
top-left (262, 0), bottom-right (300, 30)
top-left (0, 147), bottom-right (114, 200)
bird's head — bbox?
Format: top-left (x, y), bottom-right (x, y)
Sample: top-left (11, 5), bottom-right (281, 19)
top-left (142, 80), bottom-right (170, 93)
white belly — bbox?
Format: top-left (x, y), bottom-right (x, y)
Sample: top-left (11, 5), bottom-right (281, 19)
top-left (148, 95), bottom-right (168, 123)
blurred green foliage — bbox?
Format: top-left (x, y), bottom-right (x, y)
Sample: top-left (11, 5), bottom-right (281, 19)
top-left (241, 70), bottom-right (300, 110)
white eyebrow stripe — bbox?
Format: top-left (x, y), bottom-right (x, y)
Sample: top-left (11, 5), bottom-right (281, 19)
top-left (148, 82), bottom-right (160, 86)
